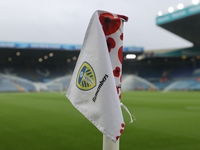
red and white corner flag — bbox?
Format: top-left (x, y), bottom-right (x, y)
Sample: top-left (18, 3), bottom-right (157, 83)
top-left (66, 10), bottom-right (128, 142)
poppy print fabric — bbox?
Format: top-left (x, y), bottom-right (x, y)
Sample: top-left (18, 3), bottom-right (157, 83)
top-left (66, 10), bottom-right (128, 142)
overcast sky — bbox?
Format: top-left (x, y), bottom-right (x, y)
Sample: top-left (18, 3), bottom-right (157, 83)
top-left (0, 0), bottom-right (195, 50)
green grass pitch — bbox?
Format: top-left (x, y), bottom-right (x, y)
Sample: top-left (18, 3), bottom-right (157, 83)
top-left (0, 91), bottom-right (200, 150)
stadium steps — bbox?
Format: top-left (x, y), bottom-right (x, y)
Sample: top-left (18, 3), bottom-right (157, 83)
top-left (26, 67), bottom-right (39, 82)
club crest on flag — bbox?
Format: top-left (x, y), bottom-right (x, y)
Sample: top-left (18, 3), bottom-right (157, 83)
top-left (76, 61), bottom-right (96, 91)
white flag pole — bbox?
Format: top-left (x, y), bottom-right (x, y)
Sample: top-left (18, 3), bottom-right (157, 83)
top-left (103, 135), bottom-right (119, 150)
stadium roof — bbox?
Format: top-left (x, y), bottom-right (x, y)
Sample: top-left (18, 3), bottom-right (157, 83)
top-left (0, 42), bottom-right (82, 51)
top-left (0, 41), bottom-right (144, 53)
top-left (156, 3), bottom-right (200, 47)
top-left (0, 42), bottom-right (143, 63)
top-left (145, 47), bottom-right (200, 58)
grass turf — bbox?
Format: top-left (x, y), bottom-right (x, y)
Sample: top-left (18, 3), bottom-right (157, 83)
top-left (0, 91), bottom-right (200, 150)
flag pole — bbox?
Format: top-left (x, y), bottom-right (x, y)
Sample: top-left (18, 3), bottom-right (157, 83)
top-left (66, 10), bottom-right (129, 150)
top-left (103, 135), bottom-right (119, 150)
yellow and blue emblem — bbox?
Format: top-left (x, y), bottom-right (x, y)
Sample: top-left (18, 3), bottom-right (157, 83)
top-left (76, 62), bottom-right (96, 91)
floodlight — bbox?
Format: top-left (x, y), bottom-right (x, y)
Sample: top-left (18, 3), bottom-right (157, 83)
top-left (192, 0), bottom-right (199, 5)
top-left (126, 54), bottom-right (136, 59)
top-left (38, 58), bottom-right (43, 62)
top-left (177, 3), bottom-right (184, 9)
top-left (67, 59), bottom-right (71, 62)
top-left (49, 53), bottom-right (54, 57)
top-left (182, 55), bottom-right (187, 59)
top-left (137, 54), bottom-right (145, 60)
top-left (157, 11), bottom-right (163, 16)
top-left (16, 52), bottom-right (21, 56)
top-left (44, 55), bottom-right (48, 59)
top-left (8, 57), bottom-right (12, 61)
top-left (72, 56), bottom-right (77, 60)
top-left (168, 7), bottom-right (174, 13)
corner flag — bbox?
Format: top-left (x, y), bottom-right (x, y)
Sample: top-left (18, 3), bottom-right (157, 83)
top-left (66, 10), bottom-right (128, 142)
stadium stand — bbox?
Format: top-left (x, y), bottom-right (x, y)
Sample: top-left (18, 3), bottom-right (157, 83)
top-left (0, 73), bottom-right (35, 92)
top-left (1, 46), bottom-right (200, 92)
top-left (0, 43), bottom-right (144, 92)
top-left (1, 3), bottom-right (200, 92)
top-left (138, 3), bottom-right (200, 91)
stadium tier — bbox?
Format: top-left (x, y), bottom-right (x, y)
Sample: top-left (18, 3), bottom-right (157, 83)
top-left (0, 43), bottom-right (144, 92)
top-left (0, 43), bottom-right (200, 91)
top-left (156, 3), bottom-right (200, 47)
top-left (0, 42), bottom-right (200, 92)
